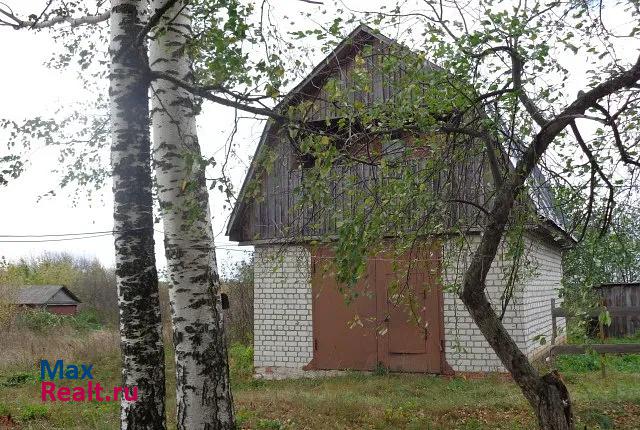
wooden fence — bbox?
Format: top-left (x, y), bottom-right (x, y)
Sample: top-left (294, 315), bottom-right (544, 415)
top-left (549, 298), bottom-right (640, 359)
top-left (595, 282), bottom-right (640, 337)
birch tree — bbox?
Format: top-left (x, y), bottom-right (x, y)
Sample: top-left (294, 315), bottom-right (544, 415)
top-left (110, 1), bottom-right (165, 428)
top-left (149, 1), bottom-right (234, 427)
top-left (1, 2), bottom-right (167, 428)
top-left (1, 1), bottom-right (283, 428)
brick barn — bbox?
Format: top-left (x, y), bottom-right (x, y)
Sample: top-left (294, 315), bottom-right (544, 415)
top-left (226, 25), bottom-right (574, 377)
top-left (15, 285), bottom-right (81, 315)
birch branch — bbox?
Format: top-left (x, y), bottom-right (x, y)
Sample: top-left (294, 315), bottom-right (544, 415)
top-left (0, 3), bottom-right (109, 29)
top-left (148, 69), bottom-right (287, 120)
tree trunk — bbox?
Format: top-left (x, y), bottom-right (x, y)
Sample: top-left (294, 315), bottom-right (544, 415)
top-left (109, 1), bottom-right (165, 429)
top-left (149, 1), bottom-right (235, 428)
top-left (460, 284), bottom-right (574, 430)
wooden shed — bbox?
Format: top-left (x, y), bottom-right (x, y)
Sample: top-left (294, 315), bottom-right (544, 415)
top-left (595, 282), bottom-right (640, 337)
top-left (227, 25), bottom-right (574, 377)
top-left (14, 285), bottom-right (81, 315)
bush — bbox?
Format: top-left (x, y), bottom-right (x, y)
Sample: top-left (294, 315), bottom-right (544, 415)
top-left (70, 309), bottom-right (102, 331)
top-left (256, 418), bottom-right (283, 430)
top-left (1, 371), bottom-right (35, 387)
top-left (18, 404), bottom-right (48, 421)
top-left (229, 343), bottom-right (253, 382)
top-left (17, 309), bottom-right (63, 331)
top-left (556, 351), bottom-right (640, 373)
top-left (15, 308), bottom-right (103, 333)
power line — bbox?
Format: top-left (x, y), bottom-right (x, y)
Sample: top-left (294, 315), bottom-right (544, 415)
top-left (0, 230), bottom-right (251, 251)
top-left (0, 228), bottom-right (146, 238)
top-left (0, 228), bottom-right (246, 248)
top-left (0, 233), bottom-right (114, 243)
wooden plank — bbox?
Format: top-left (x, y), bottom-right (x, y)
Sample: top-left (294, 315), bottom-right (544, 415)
top-left (550, 343), bottom-right (640, 357)
top-left (552, 307), bottom-right (640, 318)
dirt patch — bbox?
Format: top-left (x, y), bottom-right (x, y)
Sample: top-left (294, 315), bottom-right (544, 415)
top-left (0, 415), bottom-right (17, 429)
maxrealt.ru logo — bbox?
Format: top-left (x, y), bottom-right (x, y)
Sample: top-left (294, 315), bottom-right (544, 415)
top-left (40, 360), bottom-right (138, 402)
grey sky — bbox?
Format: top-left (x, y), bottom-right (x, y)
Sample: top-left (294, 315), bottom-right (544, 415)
top-left (0, 0), bottom-right (632, 274)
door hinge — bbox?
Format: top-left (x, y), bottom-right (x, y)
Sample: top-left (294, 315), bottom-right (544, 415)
top-left (314, 338), bottom-right (318, 351)
top-left (439, 338), bottom-right (445, 352)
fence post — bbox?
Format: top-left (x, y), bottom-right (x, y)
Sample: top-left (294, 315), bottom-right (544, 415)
top-left (551, 298), bottom-right (556, 346)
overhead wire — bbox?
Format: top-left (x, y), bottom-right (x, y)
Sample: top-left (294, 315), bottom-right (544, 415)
top-left (0, 228), bottom-right (252, 251)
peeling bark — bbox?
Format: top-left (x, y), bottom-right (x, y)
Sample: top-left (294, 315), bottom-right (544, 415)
top-left (149, 1), bottom-right (235, 428)
top-left (109, 1), bottom-right (165, 428)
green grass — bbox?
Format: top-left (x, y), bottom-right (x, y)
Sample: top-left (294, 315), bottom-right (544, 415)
top-left (16, 308), bottom-right (103, 332)
top-left (0, 342), bottom-right (639, 429)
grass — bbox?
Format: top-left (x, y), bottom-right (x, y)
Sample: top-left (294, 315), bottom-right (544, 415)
top-left (1, 320), bottom-right (639, 429)
top-left (1, 342), bottom-right (638, 429)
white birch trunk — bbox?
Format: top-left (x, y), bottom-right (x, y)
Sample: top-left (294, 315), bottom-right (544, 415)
top-left (149, 1), bottom-right (235, 428)
top-left (109, 1), bottom-right (165, 428)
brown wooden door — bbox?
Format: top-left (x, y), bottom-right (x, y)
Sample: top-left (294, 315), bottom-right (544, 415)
top-left (375, 245), bottom-right (442, 373)
top-left (310, 244), bottom-right (442, 373)
top-left (311, 247), bottom-right (379, 370)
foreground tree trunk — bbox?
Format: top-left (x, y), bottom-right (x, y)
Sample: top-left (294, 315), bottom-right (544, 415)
top-left (149, 1), bottom-right (235, 428)
top-left (459, 55), bottom-right (640, 429)
top-left (460, 286), bottom-right (573, 430)
top-left (109, 1), bottom-right (165, 428)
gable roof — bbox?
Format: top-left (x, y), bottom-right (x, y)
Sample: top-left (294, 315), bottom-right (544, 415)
top-left (226, 24), bottom-right (395, 237)
top-left (14, 285), bottom-right (81, 306)
top-left (226, 24), bottom-right (573, 244)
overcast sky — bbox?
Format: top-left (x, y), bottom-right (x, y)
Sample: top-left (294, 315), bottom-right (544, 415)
top-left (0, 1), bottom-right (633, 275)
top-left (0, 0), bottom-right (384, 275)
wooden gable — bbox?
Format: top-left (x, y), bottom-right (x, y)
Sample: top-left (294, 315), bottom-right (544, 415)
top-left (226, 25), bottom-right (572, 247)
top-left (227, 26), bottom-right (492, 243)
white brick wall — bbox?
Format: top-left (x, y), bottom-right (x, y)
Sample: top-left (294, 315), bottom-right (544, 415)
top-left (442, 234), bottom-right (564, 372)
top-left (253, 246), bottom-right (313, 369)
top-left (253, 235), bottom-right (564, 375)
top-left (521, 237), bottom-right (565, 357)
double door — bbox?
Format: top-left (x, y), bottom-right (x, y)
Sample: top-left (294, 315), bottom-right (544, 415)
top-left (310, 244), bottom-right (443, 373)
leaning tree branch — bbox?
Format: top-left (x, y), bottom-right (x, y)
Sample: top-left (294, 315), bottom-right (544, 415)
top-left (458, 53), bottom-right (640, 405)
top-left (465, 52), bottom-right (640, 298)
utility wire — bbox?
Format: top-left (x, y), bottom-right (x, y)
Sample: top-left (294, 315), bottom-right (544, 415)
top-left (0, 233), bottom-right (114, 243)
top-left (0, 229), bottom-right (251, 252)
top-left (0, 228), bottom-right (146, 238)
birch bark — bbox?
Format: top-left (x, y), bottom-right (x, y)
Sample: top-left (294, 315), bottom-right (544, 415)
top-left (109, 1), bottom-right (165, 428)
top-left (149, 1), bottom-right (235, 428)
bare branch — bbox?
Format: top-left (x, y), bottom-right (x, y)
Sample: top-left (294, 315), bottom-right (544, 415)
top-left (0, 3), bottom-right (109, 29)
top-left (148, 70), bottom-right (286, 120)
top-left (593, 102), bottom-right (640, 168)
top-left (570, 121), bottom-right (615, 237)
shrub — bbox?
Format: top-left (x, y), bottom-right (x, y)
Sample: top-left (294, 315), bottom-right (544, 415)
top-left (17, 309), bottom-right (63, 331)
top-left (1, 371), bottom-right (35, 387)
top-left (556, 351), bottom-right (640, 373)
top-left (70, 309), bottom-right (102, 331)
top-left (229, 343), bottom-right (253, 382)
top-left (18, 404), bottom-right (49, 421)
top-left (256, 418), bottom-right (282, 430)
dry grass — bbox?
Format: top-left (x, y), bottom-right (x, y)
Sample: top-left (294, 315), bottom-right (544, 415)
top-left (0, 326), bottom-right (119, 371)
top-left (0, 310), bottom-right (119, 372)
top-left (1, 318), bottom-right (639, 429)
